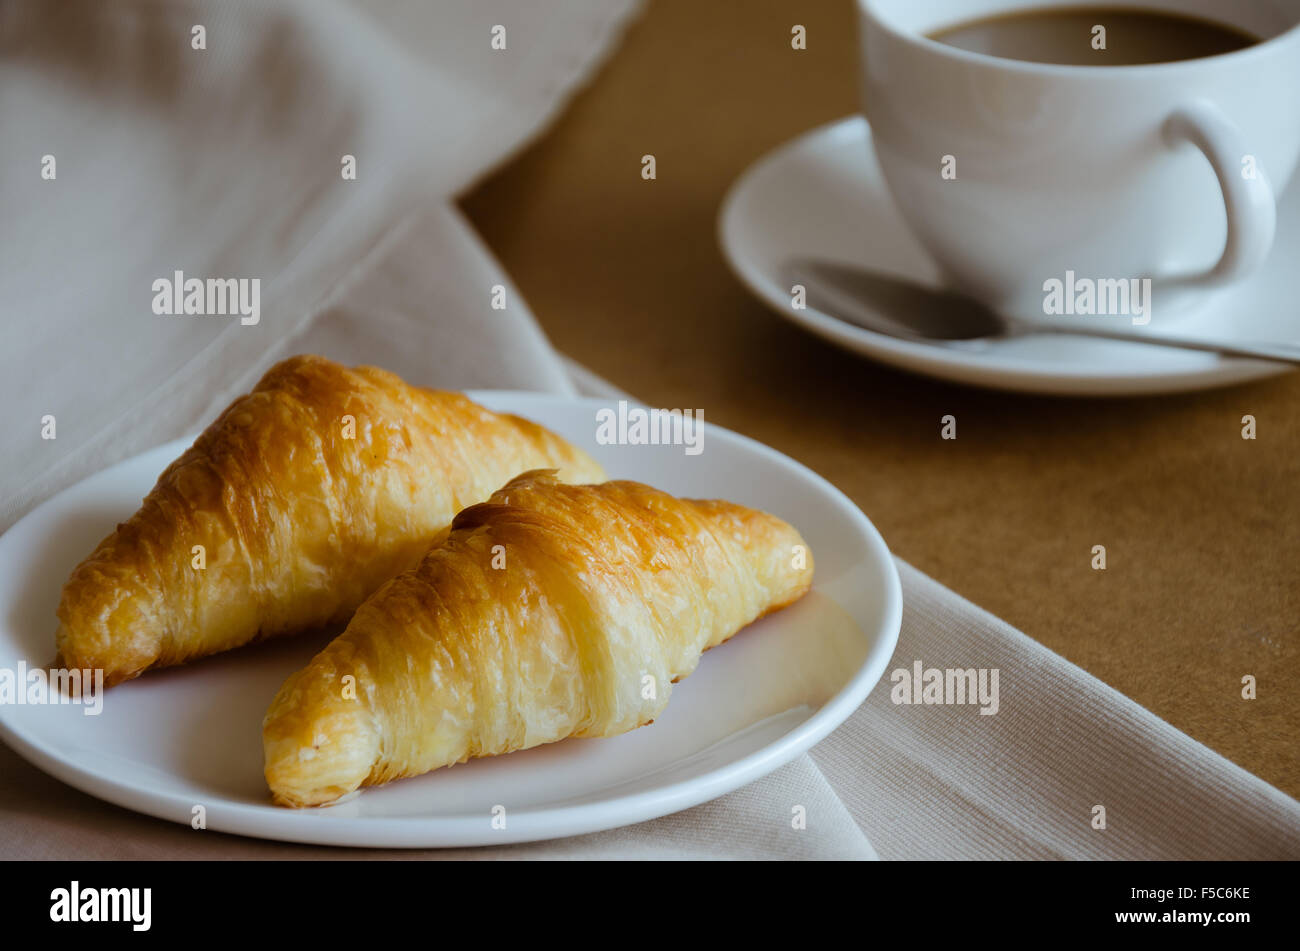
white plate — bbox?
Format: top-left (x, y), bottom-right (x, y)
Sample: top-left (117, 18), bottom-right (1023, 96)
top-left (719, 116), bottom-right (1298, 396)
top-left (0, 392), bottom-right (901, 848)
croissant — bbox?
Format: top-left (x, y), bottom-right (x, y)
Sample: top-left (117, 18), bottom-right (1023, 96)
top-left (263, 469), bottom-right (814, 807)
top-left (55, 356), bottom-right (604, 686)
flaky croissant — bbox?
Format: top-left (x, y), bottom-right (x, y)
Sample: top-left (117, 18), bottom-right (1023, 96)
top-left (263, 469), bottom-right (814, 807)
top-left (56, 355), bottom-right (604, 686)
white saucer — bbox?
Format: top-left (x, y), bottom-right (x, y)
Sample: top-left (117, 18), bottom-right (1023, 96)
top-left (719, 116), bottom-right (1298, 396)
top-left (0, 392), bottom-right (901, 848)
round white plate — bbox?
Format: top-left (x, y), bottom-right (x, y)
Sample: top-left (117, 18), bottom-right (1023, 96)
top-left (719, 116), bottom-right (1296, 396)
top-left (0, 392), bottom-right (901, 848)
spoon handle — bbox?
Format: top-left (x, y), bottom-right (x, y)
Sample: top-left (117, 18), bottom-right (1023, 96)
top-left (1032, 321), bottom-right (1300, 366)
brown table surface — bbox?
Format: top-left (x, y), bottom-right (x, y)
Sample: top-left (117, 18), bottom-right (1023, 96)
top-left (461, 0), bottom-right (1299, 799)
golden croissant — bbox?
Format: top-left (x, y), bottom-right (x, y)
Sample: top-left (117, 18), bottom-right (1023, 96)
top-left (263, 469), bottom-right (814, 807)
top-left (55, 355), bottom-right (603, 686)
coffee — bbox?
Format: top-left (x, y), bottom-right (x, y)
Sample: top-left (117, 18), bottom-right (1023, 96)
top-left (930, 6), bottom-right (1259, 66)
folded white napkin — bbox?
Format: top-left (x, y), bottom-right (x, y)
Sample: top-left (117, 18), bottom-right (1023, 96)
top-left (2, 0), bottom-right (1297, 861)
top-left (820, 561), bottom-right (1300, 859)
top-left (0, 0), bottom-right (639, 528)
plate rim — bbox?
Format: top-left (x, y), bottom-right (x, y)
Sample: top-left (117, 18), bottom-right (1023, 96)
top-left (0, 390), bottom-right (903, 848)
top-left (718, 114), bottom-right (1290, 397)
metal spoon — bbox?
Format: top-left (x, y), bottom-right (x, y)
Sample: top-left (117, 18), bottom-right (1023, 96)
top-left (783, 258), bottom-right (1300, 366)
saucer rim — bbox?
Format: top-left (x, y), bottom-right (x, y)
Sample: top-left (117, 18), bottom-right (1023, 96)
top-left (718, 115), bottom-right (1292, 397)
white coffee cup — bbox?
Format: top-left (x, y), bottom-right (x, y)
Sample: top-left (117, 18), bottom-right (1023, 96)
top-left (858, 0), bottom-right (1300, 323)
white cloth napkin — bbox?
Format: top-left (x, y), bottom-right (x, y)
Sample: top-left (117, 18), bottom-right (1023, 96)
top-left (0, 0), bottom-right (638, 528)
top-left (2, 0), bottom-right (1298, 861)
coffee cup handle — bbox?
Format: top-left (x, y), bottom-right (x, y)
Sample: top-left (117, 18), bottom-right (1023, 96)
top-left (1161, 100), bottom-right (1276, 287)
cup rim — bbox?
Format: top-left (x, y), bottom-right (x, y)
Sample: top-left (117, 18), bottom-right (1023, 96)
top-left (860, 0), bottom-right (1300, 77)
